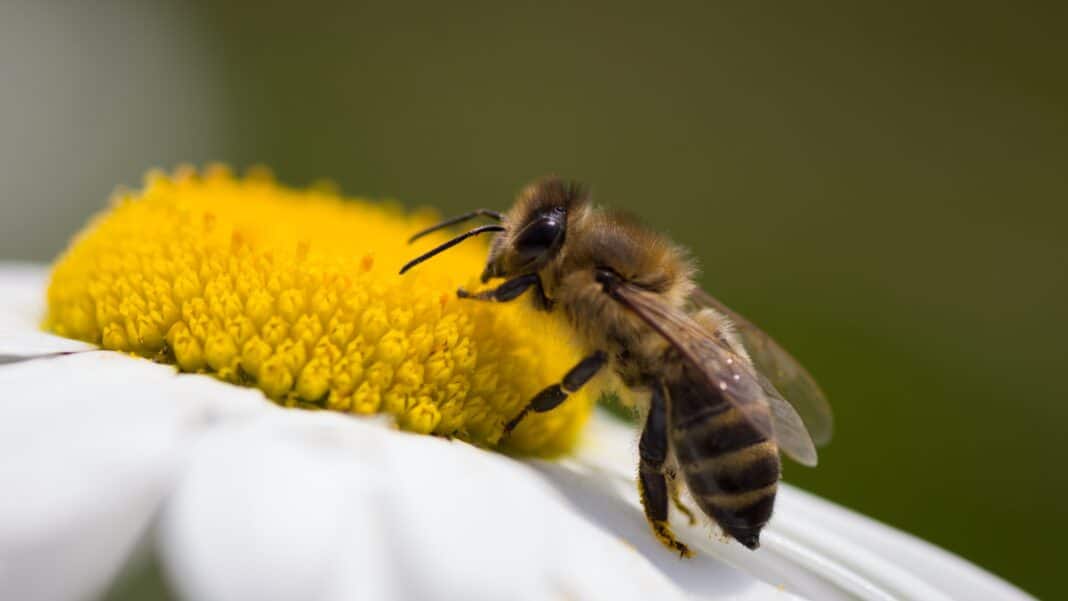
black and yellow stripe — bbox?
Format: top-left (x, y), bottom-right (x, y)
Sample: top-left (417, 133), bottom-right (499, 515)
top-left (668, 374), bottom-right (781, 549)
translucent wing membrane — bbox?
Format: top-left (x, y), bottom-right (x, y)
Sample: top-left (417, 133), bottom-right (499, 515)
top-left (690, 288), bottom-right (834, 447)
top-left (598, 271), bottom-right (818, 466)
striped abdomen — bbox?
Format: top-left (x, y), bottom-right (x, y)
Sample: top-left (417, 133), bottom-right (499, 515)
top-left (668, 368), bottom-right (781, 549)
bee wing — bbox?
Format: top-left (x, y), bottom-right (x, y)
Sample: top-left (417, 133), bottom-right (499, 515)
top-left (603, 277), bottom-right (818, 466)
top-left (690, 288), bottom-right (834, 446)
top-left (760, 381), bottom-right (820, 466)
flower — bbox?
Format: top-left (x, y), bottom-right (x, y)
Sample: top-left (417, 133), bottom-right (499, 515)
top-left (0, 170), bottom-right (1034, 600)
top-left (43, 166), bottom-right (593, 456)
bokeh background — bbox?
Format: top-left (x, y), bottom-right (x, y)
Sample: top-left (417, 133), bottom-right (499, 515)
top-left (2, 2), bottom-right (1064, 598)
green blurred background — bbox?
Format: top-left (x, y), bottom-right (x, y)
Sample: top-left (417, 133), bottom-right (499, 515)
top-left (2, 2), bottom-right (1064, 598)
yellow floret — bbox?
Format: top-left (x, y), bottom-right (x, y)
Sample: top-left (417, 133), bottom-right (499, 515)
top-left (45, 165), bottom-right (596, 456)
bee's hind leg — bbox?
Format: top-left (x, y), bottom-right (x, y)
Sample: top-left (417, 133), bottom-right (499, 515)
top-left (640, 381), bottom-right (693, 557)
top-left (667, 468), bottom-right (698, 526)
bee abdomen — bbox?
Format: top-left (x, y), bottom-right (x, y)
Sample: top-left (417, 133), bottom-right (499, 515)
top-left (670, 381), bottom-right (781, 550)
top-left (683, 441), bottom-right (780, 494)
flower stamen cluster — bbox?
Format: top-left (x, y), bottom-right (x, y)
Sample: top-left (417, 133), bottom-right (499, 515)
top-left (45, 166), bottom-right (594, 455)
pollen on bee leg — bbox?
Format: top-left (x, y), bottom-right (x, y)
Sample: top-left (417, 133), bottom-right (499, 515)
top-left (669, 483), bottom-right (698, 526)
top-left (44, 166), bottom-right (595, 455)
top-left (652, 521), bottom-right (693, 558)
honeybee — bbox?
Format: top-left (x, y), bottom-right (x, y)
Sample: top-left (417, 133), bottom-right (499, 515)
top-left (400, 178), bottom-right (833, 554)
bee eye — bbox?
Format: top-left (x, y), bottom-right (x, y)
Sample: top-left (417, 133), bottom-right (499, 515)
top-left (514, 214), bottom-right (564, 263)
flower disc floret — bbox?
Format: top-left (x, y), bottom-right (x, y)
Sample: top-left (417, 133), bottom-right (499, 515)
top-left (45, 166), bottom-right (594, 455)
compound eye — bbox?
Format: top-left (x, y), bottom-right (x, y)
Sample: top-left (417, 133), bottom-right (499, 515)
top-left (514, 213), bottom-right (564, 264)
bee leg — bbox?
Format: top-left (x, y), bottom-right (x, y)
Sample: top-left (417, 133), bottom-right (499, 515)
top-left (640, 382), bottom-right (693, 557)
top-left (502, 350), bottom-right (607, 436)
top-left (457, 273), bottom-right (552, 310)
top-left (667, 470), bottom-right (698, 526)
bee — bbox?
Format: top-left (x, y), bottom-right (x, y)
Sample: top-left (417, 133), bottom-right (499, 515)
top-left (400, 177), bottom-right (833, 554)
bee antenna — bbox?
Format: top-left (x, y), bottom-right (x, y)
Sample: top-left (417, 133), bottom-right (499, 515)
top-left (408, 209), bottom-right (503, 243)
top-left (399, 224), bottom-right (505, 274)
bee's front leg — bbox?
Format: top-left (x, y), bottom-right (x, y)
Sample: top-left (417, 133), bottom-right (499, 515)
top-left (640, 381), bottom-right (693, 557)
top-left (457, 273), bottom-right (553, 310)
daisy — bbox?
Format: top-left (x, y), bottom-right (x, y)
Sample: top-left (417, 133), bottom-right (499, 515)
top-left (0, 167), bottom-right (1033, 600)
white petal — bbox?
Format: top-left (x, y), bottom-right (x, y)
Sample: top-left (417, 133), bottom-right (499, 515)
top-left (160, 410), bottom-right (714, 601)
top-left (0, 263), bottom-right (92, 357)
top-left (771, 488), bottom-right (1034, 601)
top-left (160, 412), bottom-right (392, 601)
top-left (0, 262), bottom-right (276, 601)
top-left (0, 351), bottom-right (275, 601)
top-left (575, 413), bottom-right (1033, 601)
top-left (0, 353), bottom-right (186, 601)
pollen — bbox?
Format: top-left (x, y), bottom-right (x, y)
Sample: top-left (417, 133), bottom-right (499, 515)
top-left (44, 165), bottom-right (595, 456)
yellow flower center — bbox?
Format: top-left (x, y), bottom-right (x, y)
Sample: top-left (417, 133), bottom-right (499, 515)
top-left (45, 166), bottom-right (595, 455)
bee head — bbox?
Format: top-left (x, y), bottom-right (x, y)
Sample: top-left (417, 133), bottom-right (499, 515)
top-left (481, 177), bottom-right (587, 282)
top-left (399, 177), bottom-right (588, 278)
